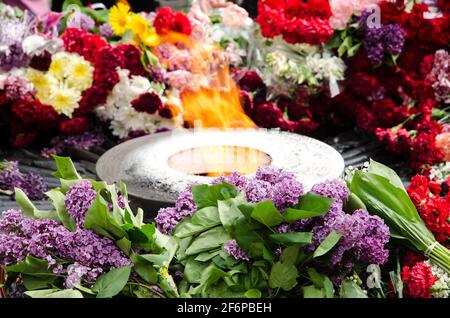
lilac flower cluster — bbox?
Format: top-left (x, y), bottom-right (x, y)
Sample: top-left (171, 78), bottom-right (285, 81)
top-left (278, 180), bottom-right (390, 278)
top-left (65, 181), bottom-right (97, 228)
top-left (99, 23), bottom-right (114, 38)
top-left (41, 130), bottom-right (105, 158)
top-left (66, 12), bottom-right (95, 31)
top-left (0, 161), bottom-right (48, 200)
top-left (0, 209), bottom-right (131, 284)
top-left (155, 166), bottom-right (304, 234)
top-left (0, 6), bottom-right (32, 71)
top-left (358, 10), bottom-right (406, 65)
top-left (224, 240), bottom-right (251, 262)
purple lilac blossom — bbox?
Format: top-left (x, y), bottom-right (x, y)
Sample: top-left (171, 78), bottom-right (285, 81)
top-left (363, 27), bottom-right (385, 65)
top-left (310, 179), bottom-right (350, 204)
top-left (224, 239), bottom-right (251, 262)
top-left (65, 262), bottom-right (90, 288)
top-left (155, 207), bottom-right (183, 235)
top-left (99, 22), bottom-right (114, 38)
top-left (67, 12), bottom-right (95, 31)
top-left (0, 161), bottom-right (47, 200)
top-left (65, 181), bottom-right (97, 228)
top-left (427, 50), bottom-right (450, 104)
top-left (382, 24), bottom-right (406, 56)
top-left (0, 209), bottom-right (131, 282)
top-left (41, 130), bottom-right (105, 158)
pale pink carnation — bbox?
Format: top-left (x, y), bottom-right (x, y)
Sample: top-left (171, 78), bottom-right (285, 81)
top-left (220, 4), bottom-right (253, 29)
top-left (188, 3), bottom-right (212, 41)
top-left (166, 70), bottom-right (194, 90)
top-left (330, 0), bottom-right (379, 29)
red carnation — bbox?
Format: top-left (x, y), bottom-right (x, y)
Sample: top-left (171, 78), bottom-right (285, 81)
top-left (407, 175), bottom-right (431, 207)
top-left (158, 104), bottom-right (178, 119)
top-left (419, 196), bottom-right (450, 243)
top-left (238, 71), bottom-right (265, 92)
top-left (403, 250), bottom-right (427, 268)
top-left (295, 119), bottom-right (318, 135)
top-left (11, 99), bottom-right (58, 127)
top-left (351, 73), bottom-right (379, 98)
top-left (131, 92), bottom-right (163, 114)
top-left (375, 127), bottom-right (412, 156)
top-left (29, 51), bottom-right (52, 72)
top-left (61, 28), bottom-right (108, 64)
top-left (60, 117), bottom-right (91, 135)
top-left (252, 102), bottom-right (285, 129)
top-left (356, 106), bottom-right (377, 133)
top-left (115, 44), bottom-right (148, 77)
top-left (154, 7), bottom-right (192, 35)
top-left (286, 101), bottom-right (313, 122)
top-left (402, 262), bottom-right (437, 298)
top-left (239, 90), bottom-right (254, 116)
top-left (410, 132), bottom-right (445, 171)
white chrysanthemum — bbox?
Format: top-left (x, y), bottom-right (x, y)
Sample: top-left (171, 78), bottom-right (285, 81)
top-left (66, 58), bottom-right (94, 91)
top-left (425, 260), bottom-right (450, 298)
top-left (47, 86), bottom-right (82, 117)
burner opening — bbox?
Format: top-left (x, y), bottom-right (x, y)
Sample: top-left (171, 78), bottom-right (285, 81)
top-left (167, 145), bottom-right (272, 177)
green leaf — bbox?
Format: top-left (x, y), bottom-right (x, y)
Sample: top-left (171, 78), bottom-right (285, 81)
top-left (218, 198), bottom-right (245, 231)
top-left (130, 253), bottom-right (158, 284)
top-left (62, 0), bottom-right (83, 11)
top-left (122, 223), bottom-right (156, 249)
top-left (46, 189), bottom-right (77, 231)
top-left (244, 289), bottom-right (261, 298)
top-left (174, 207), bottom-right (221, 238)
top-left (303, 285), bottom-right (326, 298)
top-left (195, 250), bottom-right (221, 262)
top-left (307, 268), bottom-right (334, 298)
top-left (313, 230), bottom-right (342, 258)
top-left (22, 274), bottom-right (57, 290)
top-left (154, 229), bottom-right (178, 267)
top-left (6, 256), bottom-right (53, 277)
top-left (53, 156), bottom-right (81, 180)
top-left (184, 257), bottom-right (209, 284)
top-left (185, 226), bottom-right (231, 256)
top-left (280, 245), bottom-right (300, 266)
top-left (269, 232), bottom-right (312, 246)
top-left (285, 192), bottom-right (333, 222)
top-left (251, 201), bottom-right (284, 228)
top-left (344, 192), bottom-right (367, 213)
top-left (199, 264), bottom-right (228, 296)
top-left (191, 183), bottom-right (239, 209)
top-left (268, 262), bottom-right (298, 291)
top-left (339, 280), bottom-right (368, 298)
top-left (92, 265), bottom-right (132, 298)
top-left (368, 160), bottom-right (405, 191)
top-left (25, 289), bottom-right (83, 298)
top-left (84, 195), bottom-right (126, 240)
top-left (14, 188), bottom-right (57, 220)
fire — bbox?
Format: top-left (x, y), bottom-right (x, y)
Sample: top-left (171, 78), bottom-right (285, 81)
top-left (158, 32), bottom-right (255, 129)
top-left (158, 32), bottom-right (264, 175)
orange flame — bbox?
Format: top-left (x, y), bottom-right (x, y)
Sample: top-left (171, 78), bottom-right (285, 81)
top-left (157, 32), bottom-right (255, 129)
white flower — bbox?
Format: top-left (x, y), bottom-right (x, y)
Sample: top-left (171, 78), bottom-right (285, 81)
top-left (22, 35), bottom-right (47, 55)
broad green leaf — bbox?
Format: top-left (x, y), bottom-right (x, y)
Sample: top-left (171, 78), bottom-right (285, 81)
top-left (174, 207), bottom-right (221, 238)
top-left (250, 201), bottom-right (284, 228)
top-left (195, 250), bottom-right (221, 262)
top-left (368, 160), bottom-right (405, 191)
top-left (218, 199), bottom-right (245, 231)
top-left (84, 195), bottom-right (126, 240)
top-left (53, 156), bottom-right (81, 180)
top-left (92, 265), bottom-right (132, 298)
top-left (269, 232), bottom-right (312, 246)
top-left (344, 192), bottom-right (367, 213)
top-left (130, 253), bottom-right (158, 284)
top-left (46, 189), bottom-right (76, 231)
top-left (199, 264), bottom-right (228, 297)
top-left (285, 193), bottom-right (333, 222)
top-left (244, 289), bottom-right (262, 298)
top-left (14, 188), bottom-right (57, 220)
top-left (158, 268), bottom-right (179, 298)
top-left (184, 257), bottom-right (209, 284)
top-left (191, 183), bottom-right (239, 209)
top-left (185, 226), bottom-right (231, 256)
top-left (280, 245), bottom-right (300, 266)
top-left (268, 262), bottom-right (298, 291)
top-left (22, 274), bottom-right (57, 290)
top-left (339, 280), bottom-right (368, 298)
top-left (154, 229), bottom-right (178, 267)
top-left (6, 256), bottom-right (54, 277)
top-left (25, 288), bottom-right (83, 298)
top-left (303, 285), bottom-right (326, 298)
top-left (307, 268), bottom-right (334, 298)
top-left (121, 223), bottom-right (156, 249)
top-left (313, 230), bottom-right (342, 258)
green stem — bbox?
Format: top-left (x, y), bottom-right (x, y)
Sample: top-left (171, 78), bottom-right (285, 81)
top-left (429, 243), bottom-right (450, 274)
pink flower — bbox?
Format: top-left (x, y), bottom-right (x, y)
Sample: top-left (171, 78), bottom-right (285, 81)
top-left (220, 4), bottom-right (253, 29)
top-left (166, 70), bottom-right (194, 90)
top-left (187, 3), bottom-right (212, 40)
top-left (436, 132), bottom-right (450, 161)
top-left (329, 0), bottom-right (379, 29)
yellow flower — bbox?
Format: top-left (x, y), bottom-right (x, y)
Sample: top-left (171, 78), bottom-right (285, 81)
top-left (25, 69), bottom-right (56, 102)
top-left (67, 59), bottom-right (94, 91)
top-left (48, 52), bottom-right (72, 80)
top-left (142, 28), bottom-right (161, 47)
top-left (48, 86), bottom-right (81, 118)
top-left (109, 2), bottom-right (131, 36)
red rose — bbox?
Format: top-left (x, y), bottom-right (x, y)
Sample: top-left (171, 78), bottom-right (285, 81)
top-left (154, 7), bottom-right (192, 35)
top-left (11, 99), bottom-right (58, 127)
top-left (60, 117), bottom-right (91, 135)
top-left (131, 92), bottom-right (163, 114)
